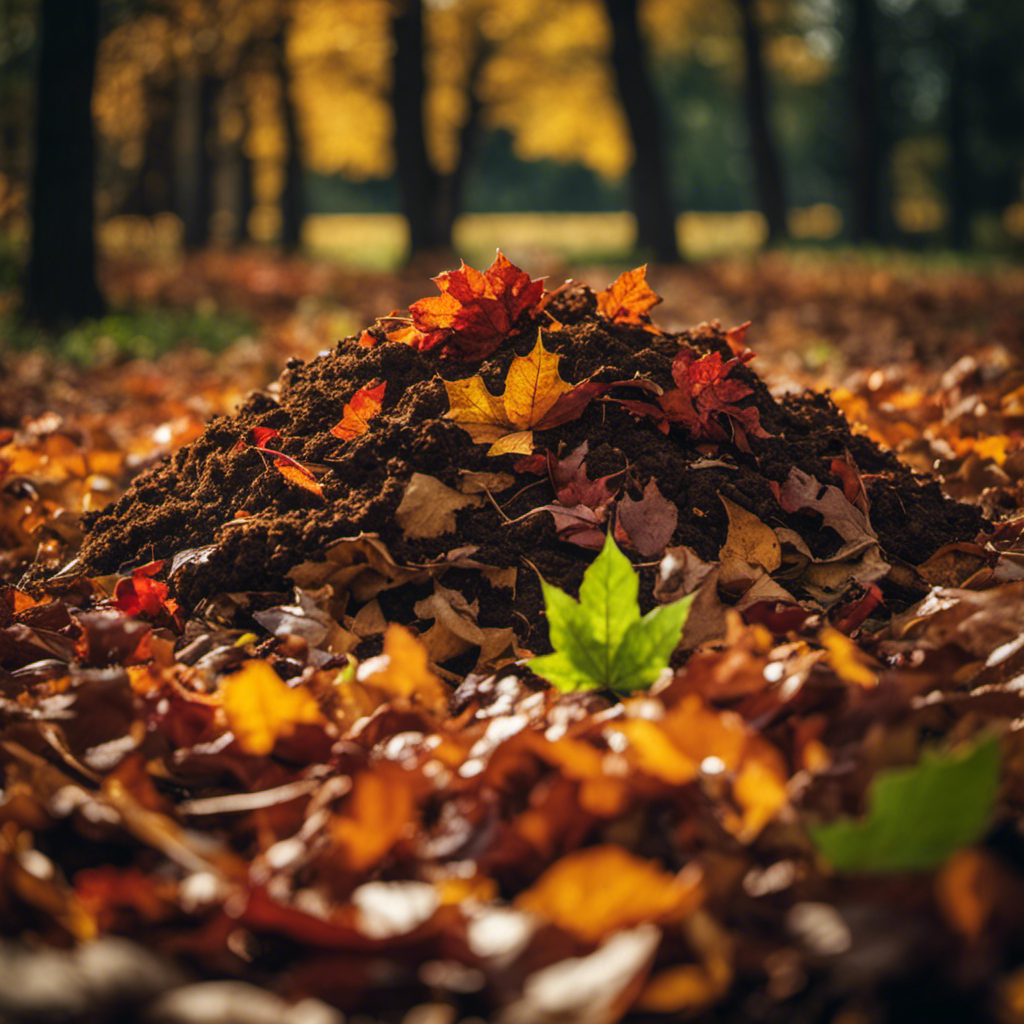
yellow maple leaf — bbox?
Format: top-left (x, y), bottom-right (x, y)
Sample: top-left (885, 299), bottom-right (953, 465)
top-left (221, 660), bottom-right (324, 756)
top-left (444, 330), bottom-right (570, 456)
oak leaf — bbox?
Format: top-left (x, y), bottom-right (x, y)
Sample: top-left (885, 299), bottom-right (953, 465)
top-left (660, 349), bottom-right (770, 453)
top-left (596, 265), bottom-right (663, 324)
top-left (221, 660), bottom-right (324, 756)
top-left (112, 560), bottom-right (180, 623)
top-left (409, 250), bottom-right (545, 359)
top-left (330, 381), bottom-right (385, 440)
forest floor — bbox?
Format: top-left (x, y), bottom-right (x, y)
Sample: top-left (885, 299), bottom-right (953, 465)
top-left (3, 247), bottom-right (1024, 1024)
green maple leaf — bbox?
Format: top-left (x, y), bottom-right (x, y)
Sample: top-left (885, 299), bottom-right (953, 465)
top-left (810, 733), bottom-right (1001, 873)
top-left (529, 534), bottom-right (692, 693)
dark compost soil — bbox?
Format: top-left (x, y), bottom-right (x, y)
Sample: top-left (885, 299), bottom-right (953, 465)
top-left (76, 284), bottom-right (985, 651)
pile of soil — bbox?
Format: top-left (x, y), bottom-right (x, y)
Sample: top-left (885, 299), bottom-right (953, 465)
top-left (77, 283), bottom-right (984, 651)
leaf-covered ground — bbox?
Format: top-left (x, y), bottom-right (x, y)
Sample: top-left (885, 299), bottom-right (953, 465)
top-left (3, 251), bottom-right (1024, 1024)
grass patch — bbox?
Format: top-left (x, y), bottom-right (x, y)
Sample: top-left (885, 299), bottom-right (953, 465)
top-left (2, 306), bottom-right (254, 366)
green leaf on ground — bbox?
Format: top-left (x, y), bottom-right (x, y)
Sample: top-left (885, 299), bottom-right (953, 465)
top-left (810, 733), bottom-right (1001, 873)
top-left (529, 533), bottom-right (692, 692)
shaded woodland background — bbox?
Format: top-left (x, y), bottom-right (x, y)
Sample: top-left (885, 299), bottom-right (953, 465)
top-left (1, 0), bottom-right (1023, 328)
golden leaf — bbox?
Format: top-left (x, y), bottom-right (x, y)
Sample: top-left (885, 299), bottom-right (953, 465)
top-left (221, 660), bottom-right (323, 756)
top-left (444, 331), bottom-right (571, 456)
top-left (515, 845), bottom-right (704, 942)
top-left (361, 624), bottom-right (449, 713)
top-left (596, 265), bottom-right (663, 324)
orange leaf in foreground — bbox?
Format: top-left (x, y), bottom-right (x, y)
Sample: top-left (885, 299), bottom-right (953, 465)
top-left (330, 769), bottom-right (418, 872)
top-left (596, 265), bottom-right (663, 324)
top-left (331, 381), bottom-right (386, 441)
top-left (515, 845), bottom-right (703, 942)
top-left (360, 623), bottom-right (450, 714)
top-left (221, 660), bottom-right (324, 756)
top-left (409, 250), bottom-right (545, 359)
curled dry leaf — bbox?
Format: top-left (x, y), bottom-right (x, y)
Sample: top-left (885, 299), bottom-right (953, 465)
top-left (595, 265), bottom-right (663, 324)
top-left (330, 381), bottom-right (385, 441)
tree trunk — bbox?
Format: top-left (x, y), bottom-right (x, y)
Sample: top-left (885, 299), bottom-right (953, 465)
top-left (123, 77), bottom-right (175, 217)
top-left (848, 0), bottom-right (885, 243)
top-left (273, 24), bottom-right (305, 253)
top-left (735, 0), bottom-right (788, 244)
top-left (391, 0), bottom-right (447, 257)
top-left (24, 0), bottom-right (105, 324)
top-left (942, 15), bottom-right (972, 249)
top-left (602, 0), bottom-right (680, 263)
top-left (434, 31), bottom-right (488, 250)
top-left (175, 68), bottom-right (219, 251)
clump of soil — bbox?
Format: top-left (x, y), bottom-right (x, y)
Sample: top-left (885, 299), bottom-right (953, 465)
top-left (78, 284), bottom-right (985, 649)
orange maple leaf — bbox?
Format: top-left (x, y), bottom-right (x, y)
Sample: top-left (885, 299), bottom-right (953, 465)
top-left (245, 426), bottom-right (324, 499)
top-left (408, 250), bottom-right (545, 360)
top-left (330, 381), bottom-right (386, 441)
top-left (596, 265), bottom-right (663, 324)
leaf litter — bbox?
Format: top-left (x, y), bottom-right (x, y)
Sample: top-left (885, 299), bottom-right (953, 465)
top-left (4, 256), bottom-right (1024, 1022)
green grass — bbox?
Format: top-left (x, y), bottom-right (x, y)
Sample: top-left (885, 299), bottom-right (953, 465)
top-left (2, 306), bottom-right (255, 366)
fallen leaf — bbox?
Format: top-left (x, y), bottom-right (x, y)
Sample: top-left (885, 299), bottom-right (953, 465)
top-left (615, 480), bottom-right (678, 557)
top-left (358, 623), bottom-right (450, 712)
top-left (530, 534), bottom-right (693, 692)
top-left (718, 496), bottom-right (782, 589)
top-left (515, 846), bottom-right (703, 942)
top-left (409, 250), bottom-right (545, 359)
top-left (243, 427), bottom-right (324, 499)
top-left (330, 381), bottom-right (386, 440)
top-left (444, 331), bottom-right (571, 455)
top-left (811, 734), bottom-right (1001, 873)
top-left (596, 265), bottom-right (663, 324)
top-left (330, 768), bottom-right (418, 872)
top-left (395, 473), bottom-right (484, 539)
top-left (112, 561), bottom-right (179, 622)
top-left (221, 660), bottom-right (324, 756)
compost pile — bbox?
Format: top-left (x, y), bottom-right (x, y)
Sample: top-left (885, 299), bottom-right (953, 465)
top-left (79, 256), bottom-right (980, 664)
top-left (7, 255), bottom-right (1024, 1024)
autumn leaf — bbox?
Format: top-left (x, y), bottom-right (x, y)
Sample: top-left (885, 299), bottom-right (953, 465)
top-left (445, 330), bottom-right (572, 455)
top-left (330, 381), bottom-right (385, 441)
top-left (615, 480), bottom-right (679, 557)
top-left (221, 660), bottom-right (324, 756)
top-left (243, 427), bottom-right (324, 499)
top-left (358, 623), bottom-right (450, 714)
top-left (660, 349), bottom-right (770, 453)
top-left (394, 472), bottom-right (485, 538)
top-left (515, 845), bottom-right (703, 942)
top-left (596, 265), bottom-right (663, 324)
top-left (408, 250), bottom-right (545, 360)
top-left (113, 560), bottom-right (179, 622)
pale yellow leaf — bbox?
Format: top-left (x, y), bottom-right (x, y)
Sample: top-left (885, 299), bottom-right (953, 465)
top-left (487, 430), bottom-right (535, 456)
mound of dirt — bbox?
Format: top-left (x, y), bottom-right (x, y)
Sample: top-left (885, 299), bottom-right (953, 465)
top-left (76, 264), bottom-right (985, 662)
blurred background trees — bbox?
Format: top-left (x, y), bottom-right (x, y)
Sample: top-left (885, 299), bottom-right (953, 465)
top-left (1, 0), bottom-right (1022, 317)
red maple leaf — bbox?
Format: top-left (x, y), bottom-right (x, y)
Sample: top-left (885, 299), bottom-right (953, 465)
top-left (113, 561), bottom-right (181, 624)
top-left (658, 349), bottom-right (770, 453)
top-left (408, 251), bottom-right (545, 360)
